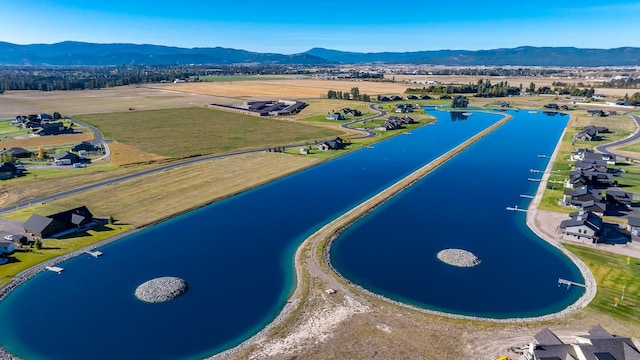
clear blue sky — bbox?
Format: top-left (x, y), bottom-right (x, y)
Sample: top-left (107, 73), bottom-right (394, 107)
top-left (4, 0), bottom-right (640, 53)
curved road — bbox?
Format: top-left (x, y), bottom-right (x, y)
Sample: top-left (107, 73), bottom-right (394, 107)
top-left (594, 113), bottom-right (640, 161)
top-left (0, 105), bottom-right (387, 215)
top-left (67, 116), bottom-right (111, 162)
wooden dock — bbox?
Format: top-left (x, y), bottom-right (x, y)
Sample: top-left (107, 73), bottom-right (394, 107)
top-left (520, 194), bottom-right (535, 199)
top-left (84, 250), bottom-right (103, 258)
top-left (558, 278), bottom-right (586, 289)
top-left (506, 206), bottom-right (527, 213)
top-left (527, 178), bottom-right (541, 182)
top-left (45, 266), bottom-right (64, 274)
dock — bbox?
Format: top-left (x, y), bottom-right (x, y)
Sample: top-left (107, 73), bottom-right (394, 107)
top-left (520, 194), bottom-right (535, 199)
top-left (558, 278), bottom-right (586, 289)
top-left (537, 154), bottom-right (548, 158)
top-left (506, 206), bottom-right (527, 213)
top-left (527, 178), bottom-right (541, 182)
top-left (45, 266), bottom-right (64, 274)
top-left (84, 250), bottom-right (103, 258)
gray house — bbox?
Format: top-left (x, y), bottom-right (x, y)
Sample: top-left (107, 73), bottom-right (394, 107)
top-left (24, 206), bottom-right (95, 239)
top-left (523, 326), bottom-right (640, 360)
top-left (559, 210), bottom-right (603, 244)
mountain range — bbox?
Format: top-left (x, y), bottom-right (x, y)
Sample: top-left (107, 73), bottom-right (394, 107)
top-left (1, 41), bottom-right (639, 67)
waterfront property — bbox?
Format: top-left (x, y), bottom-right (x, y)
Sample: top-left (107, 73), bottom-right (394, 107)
top-left (558, 210), bottom-right (603, 244)
top-left (23, 206), bottom-right (95, 239)
top-left (522, 326), bottom-right (640, 360)
top-left (209, 100), bottom-right (307, 117)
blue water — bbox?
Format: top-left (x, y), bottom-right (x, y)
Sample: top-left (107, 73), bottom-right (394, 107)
top-left (331, 110), bottom-right (583, 318)
top-left (0, 110), bottom-right (582, 359)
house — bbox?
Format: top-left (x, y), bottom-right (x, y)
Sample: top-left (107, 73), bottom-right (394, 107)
top-left (627, 217), bottom-right (640, 237)
top-left (299, 148), bottom-right (309, 155)
top-left (559, 210), bottom-right (603, 243)
top-left (34, 122), bottom-right (66, 136)
top-left (439, 94), bottom-right (451, 99)
top-left (0, 147), bottom-right (33, 158)
top-left (316, 137), bottom-right (344, 151)
top-left (562, 187), bottom-right (606, 214)
top-left (389, 95), bottom-right (403, 101)
top-left (377, 95), bottom-right (391, 102)
top-left (544, 103), bottom-right (559, 109)
top-left (419, 94), bottom-right (432, 100)
top-left (592, 94), bottom-right (605, 99)
top-left (341, 108), bottom-right (362, 116)
top-left (325, 112), bottom-right (346, 121)
top-left (394, 104), bottom-right (414, 113)
top-left (39, 113), bottom-right (54, 121)
top-left (0, 162), bottom-right (18, 180)
top-left (0, 240), bottom-right (16, 255)
top-left (23, 206), bottom-right (95, 239)
top-left (522, 326), bottom-right (640, 360)
top-left (3, 234), bottom-right (28, 246)
top-left (571, 148), bottom-right (616, 165)
top-left (587, 109), bottom-right (606, 117)
top-left (54, 151), bottom-right (80, 165)
top-left (494, 101), bottom-right (510, 108)
top-left (71, 141), bottom-right (98, 152)
top-left (606, 188), bottom-right (635, 206)
top-left (405, 94), bottom-right (419, 100)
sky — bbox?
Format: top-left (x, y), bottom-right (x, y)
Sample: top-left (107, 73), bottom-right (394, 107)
top-left (3, 0), bottom-right (640, 53)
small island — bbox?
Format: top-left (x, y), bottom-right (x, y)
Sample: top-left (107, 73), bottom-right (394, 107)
top-left (135, 277), bottom-right (188, 303)
top-left (437, 249), bottom-right (481, 267)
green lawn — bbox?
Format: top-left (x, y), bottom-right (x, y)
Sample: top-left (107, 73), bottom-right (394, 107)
top-left (76, 107), bottom-right (343, 158)
top-left (0, 224), bottom-right (132, 288)
top-left (564, 244), bottom-right (639, 322)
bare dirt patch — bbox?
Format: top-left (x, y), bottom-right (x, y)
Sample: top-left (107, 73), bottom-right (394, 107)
top-left (0, 132), bottom-right (93, 149)
top-left (107, 141), bottom-right (167, 165)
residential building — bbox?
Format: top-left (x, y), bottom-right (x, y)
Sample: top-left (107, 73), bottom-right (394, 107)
top-left (559, 210), bottom-right (603, 244)
top-left (23, 206), bottom-right (95, 239)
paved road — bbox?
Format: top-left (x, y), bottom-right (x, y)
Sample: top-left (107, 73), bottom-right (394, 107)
top-left (594, 113), bottom-right (640, 161)
top-left (0, 105), bottom-right (387, 215)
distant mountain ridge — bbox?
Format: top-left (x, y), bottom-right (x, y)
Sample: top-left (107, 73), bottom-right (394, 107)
top-left (1, 41), bottom-right (639, 66)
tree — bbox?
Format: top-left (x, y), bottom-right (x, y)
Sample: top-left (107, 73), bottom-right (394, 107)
top-left (527, 82), bottom-right (536, 93)
top-left (37, 146), bottom-right (45, 160)
top-left (451, 95), bottom-right (469, 109)
top-left (350, 87), bottom-right (360, 100)
top-left (34, 238), bottom-right (42, 250)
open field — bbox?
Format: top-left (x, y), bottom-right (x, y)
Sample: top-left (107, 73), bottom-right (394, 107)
top-left (156, 79), bottom-right (410, 99)
top-left (1, 152), bottom-right (321, 227)
top-left (564, 244), bottom-right (640, 322)
top-left (76, 107), bottom-right (344, 158)
top-left (0, 86), bottom-right (235, 118)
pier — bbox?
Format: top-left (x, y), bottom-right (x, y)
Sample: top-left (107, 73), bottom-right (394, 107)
top-left (506, 205), bottom-right (527, 213)
top-left (520, 194), bottom-right (535, 199)
top-left (84, 250), bottom-right (103, 258)
top-left (527, 178), bottom-right (541, 182)
top-left (558, 278), bottom-right (586, 289)
top-left (45, 266), bottom-right (64, 274)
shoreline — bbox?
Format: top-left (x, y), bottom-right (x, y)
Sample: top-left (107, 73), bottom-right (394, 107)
top-left (0, 110), bottom-right (598, 359)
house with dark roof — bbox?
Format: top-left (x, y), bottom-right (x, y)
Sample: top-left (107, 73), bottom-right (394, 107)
top-left (559, 210), bottom-right (603, 244)
top-left (523, 326), bottom-right (640, 360)
top-left (588, 109), bottom-right (607, 116)
top-left (571, 148), bottom-right (616, 165)
top-left (34, 122), bottom-right (66, 136)
top-left (54, 151), bottom-right (80, 165)
top-left (1, 147), bottom-right (33, 159)
top-left (394, 104), bottom-right (414, 113)
top-left (341, 108), bottom-right (362, 116)
top-left (419, 94), bottom-right (432, 100)
top-left (316, 137), bottom-right (344, 151)
top-left (562, 187), bottom-right (607, 214)
top-left (23, 206), bottom-right (95, 239)
top-left (0, 240), bottom-right (16, 255)
top-left (71, 141), bottom-right (98, 152)
top-left (405, 94), bottom-right (419, 100)
top-left (606, 188), bottom-right (635, 206)
top-left (0, 162), bottom-right (18, 180)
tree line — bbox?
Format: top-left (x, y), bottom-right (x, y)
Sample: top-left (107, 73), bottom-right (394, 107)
top-left (326, 87), bottom-right (372, 102)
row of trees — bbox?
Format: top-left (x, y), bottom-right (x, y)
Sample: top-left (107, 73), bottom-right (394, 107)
top-left (326, 87), bottom-right (372, 102)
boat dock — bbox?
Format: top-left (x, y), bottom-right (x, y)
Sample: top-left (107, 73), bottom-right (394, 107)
top-left (84, 250), bottom-right (103, 258)
top-left (520, 194), bottom-right (535, 199)
top-left (45, 266), bottom-right (64, 274)
top-left (506, 206), bottom-right (527, 213)
top-left (558, 278), bottom-right (586, 289)
top-left (527, 178), bottom-right (541, 182)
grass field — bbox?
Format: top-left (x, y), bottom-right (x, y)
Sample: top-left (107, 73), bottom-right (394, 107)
top-left (564, 244), bottom-right (639, 322)
top-left (76, 107), bottom-right (344, 158)
top-left (189, 75), bottom-right (286, 82)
